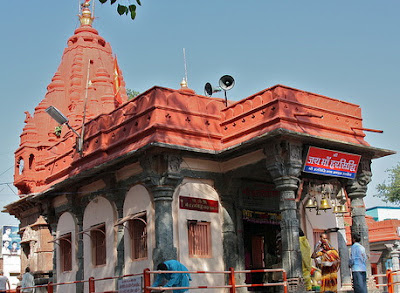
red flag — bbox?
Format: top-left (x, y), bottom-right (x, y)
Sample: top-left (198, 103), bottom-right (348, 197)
top-left (113, 56), bottom-right (123, 104)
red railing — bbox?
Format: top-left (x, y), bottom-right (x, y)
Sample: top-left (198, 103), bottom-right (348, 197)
top-left (370, 269), bottom-right (400, 293)
top-left (143, 267), bottom-right (287, 293)
top-left (11, 268), bottom-right (400, 292)
top-left (13, 267), bottom-right (288, 293)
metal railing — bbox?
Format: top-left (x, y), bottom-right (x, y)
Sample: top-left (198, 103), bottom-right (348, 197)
top-left (370, 269), bottom-right (400, 293)
top-left (144, 267), bottom-right (288, 293)
top-left (13, 267), bottom-right (288, 293)
top-left (10, 268), bottom-right (400, 292)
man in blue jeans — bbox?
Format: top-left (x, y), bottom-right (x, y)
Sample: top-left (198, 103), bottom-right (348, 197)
top-left (350, 233), bottom-right (368, 293)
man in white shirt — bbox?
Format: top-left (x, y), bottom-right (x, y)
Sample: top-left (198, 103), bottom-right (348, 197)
top-left (0, 271), bottom-right (10, 293)
top-left (21, 267), bottom-right (35, 293)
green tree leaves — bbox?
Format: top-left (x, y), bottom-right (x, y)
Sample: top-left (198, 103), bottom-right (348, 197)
top-left (117, 4), bottom-right (128, 15)
top-left (129, 4), bottom-right (137, 20)
top-left (375, 162), bottom-right (400, 205)
top-left (126, 88), bottom-right (140, 100)
top-left (98, 0), bottom-right (142, 20)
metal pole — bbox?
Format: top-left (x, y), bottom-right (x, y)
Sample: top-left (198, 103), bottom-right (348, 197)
top-left (47, 282), bottom-right (54, 293)
top-left (89, 277), bottom-right (95, 293)
top-left (144, 268), bottom-right (151, 293)
top-left (283, 270), bottom-right (288, 293)
top-left (224, 90), bottom-right (228, 107)
top-left (228, 267), bottom-right (236, 293)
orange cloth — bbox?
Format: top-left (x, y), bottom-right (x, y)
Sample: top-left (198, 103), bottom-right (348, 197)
top-left (316, 240), bottom-right (340, 293)
top-left (113, 57), bottom-right (122, 104)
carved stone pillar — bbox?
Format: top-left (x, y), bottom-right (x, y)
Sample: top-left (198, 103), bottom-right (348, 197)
top-left (75, 212), bottom-right (84, 293)
top-left (346, 157), bottom-right (373, 284)
top-left (265, 141), bottom-right (303, 287)
top-left (114, 197), bottom-right (125, 278)
top-left (104, 177), bottom-right (127, 279)
top-left (219, 179), bottom-right (248, 293)
top-left (385, 241), bottom-right (400, 293)
top-left (215, 176), bottom-right (241, 269)
top-left (141, 153), bottom-right (183, 266)
top-left (41, 199), bottom-right (57, 283)
top-left (152, 185), bottom-right (178, 265)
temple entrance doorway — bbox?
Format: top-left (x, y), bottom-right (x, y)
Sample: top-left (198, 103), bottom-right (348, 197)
top-left (243, 217), bottom-right (280, 292)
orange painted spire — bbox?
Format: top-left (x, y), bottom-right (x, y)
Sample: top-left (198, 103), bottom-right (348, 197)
top-left (14, 2), bottom-right (128, 195)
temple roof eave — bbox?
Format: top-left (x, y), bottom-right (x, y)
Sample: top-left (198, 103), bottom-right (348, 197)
top-left (7, 127), bottom-right (395, 212)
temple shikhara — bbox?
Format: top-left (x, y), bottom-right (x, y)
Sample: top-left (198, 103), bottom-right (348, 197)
top-left (4, 1), bottom-right (398, 292)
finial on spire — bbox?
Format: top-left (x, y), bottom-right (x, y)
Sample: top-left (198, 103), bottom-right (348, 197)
top-left (180, 78), bottom-right (188, 89)
top-left (80, 0), bottom-right (94, 26)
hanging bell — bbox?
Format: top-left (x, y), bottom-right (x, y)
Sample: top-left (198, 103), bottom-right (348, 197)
top-left (336, 204), bottom-right (347, 213)
top-left (305, 198), bottom-right (317, 209)
top-left (333, 205), bottom-right (339, 213)
top-left (319, 197), bottom-right (332, 210)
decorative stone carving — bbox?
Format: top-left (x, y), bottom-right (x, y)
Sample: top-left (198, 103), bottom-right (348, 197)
top-left (346, 157), bottom-right (372, 199)
top-left (167, 154), bottom-right (182, 173)
top-left (385, 241), bottom-right (400, 271)
top-left (140, 154), bottom-right (184, 192)
top-left (21, 226), bottom-right (38, 243)
top-left (264, 141), bottom-right (303, 182)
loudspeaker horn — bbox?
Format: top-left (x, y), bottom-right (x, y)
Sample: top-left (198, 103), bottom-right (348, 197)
top-left (219, 75), bottom-right (235, 91)
top-left (204, 82), bottom-right (221, 97)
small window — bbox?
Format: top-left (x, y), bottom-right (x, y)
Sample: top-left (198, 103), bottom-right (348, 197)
top-left (188, 221), bottom-right (211, 258)
top-left (60, 233), bottom-right (72, 272)
top-left (18, 157), bottom-right (24, 175)
top-left (129, 214), bottom-right (147, 260)
top-left (29, 154), bottom-right (35, 170)
top-left (98, 39), bottom-right (106, 47)
top-left (21, 242), bottom-right (30, 259)
top-left (91, 224), bottom-right (106, 266)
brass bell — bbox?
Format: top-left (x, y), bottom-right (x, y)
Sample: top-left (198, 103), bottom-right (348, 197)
top-left (333, 205), bottom-right (339, 213)
top-left (305, 198), bottom-right (317, 209)
top-left (319, 198), bottom-right (331, 210)
top-left (335, 204), bottom-right (347, 213)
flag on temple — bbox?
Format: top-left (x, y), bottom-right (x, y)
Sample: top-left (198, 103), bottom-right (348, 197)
top-left (113, 56), bottom-right (122, 104)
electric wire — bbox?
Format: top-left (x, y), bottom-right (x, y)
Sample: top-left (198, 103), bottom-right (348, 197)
top-left (0, 165), bottom-right (13, 178)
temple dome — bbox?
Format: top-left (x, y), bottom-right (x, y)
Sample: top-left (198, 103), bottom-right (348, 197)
top-left (14, 1), bottom-right (128, 195)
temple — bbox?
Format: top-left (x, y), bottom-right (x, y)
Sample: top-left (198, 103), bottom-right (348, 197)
top-left (4, 1), bottom-right (397, 292)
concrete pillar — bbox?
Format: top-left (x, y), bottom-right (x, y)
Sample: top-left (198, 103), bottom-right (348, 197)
top-left (265, 141), bottom-right (304, 291)
top-left (346, 157), bottom-right (373, 287)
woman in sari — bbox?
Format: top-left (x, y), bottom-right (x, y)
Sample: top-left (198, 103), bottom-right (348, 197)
top-left (312, 238), bottom-right (340, 292)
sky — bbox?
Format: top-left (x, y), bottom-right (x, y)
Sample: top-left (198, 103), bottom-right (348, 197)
top-left (0, 1), bottom-right (399, 225)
